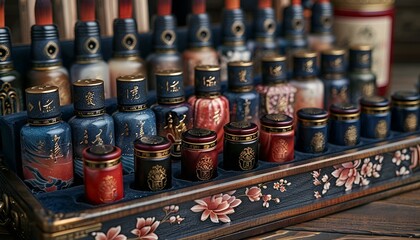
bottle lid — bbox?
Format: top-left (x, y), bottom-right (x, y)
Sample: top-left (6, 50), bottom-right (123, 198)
top-left (228, 61), bottom-right (254, 91)
top-left (221, 6), bottom-right (246, 44)
top-left (261, 55), bottom-right (287, 84)
top-left (72, 79), bottom-right (105, 114)
top-left (83, 145), bottom-right (122, 168)
top-left (297, 108), bottom-right (329, 121)
top-left (293, 51), bottom-right (318, 78)
top-left (311, 0), bottom-right (333, 34)
top-left (182, 128), bottom-right (217, 144)
top-left (116, 74), bottom-right (148, 109)
top-left (360, 96), bottom-right (389, 108)
top-left (153, 15), bottom-right (178, 50)
top-left (113, 18), bottom-right (139, 57)
top-left (330, 103), bottom-right (360, 114)
top-left (74, 21), bottom-right (102, 62)
top-left (0, 28), bottom-right (13, 68)
top-left (134, 135), bottom-right (172, 158)
top-left (391, 91), bottom-right (420, 103)
top-left (155, 69), bottom-right (185, 104)
top-left (224, 121), bottom-right (258, 135)
top-left (260, 113), bottom-right (293, 127)
top-left (195, 65), bottom-right (221, 95)
top-left (253, 5), bottom-right (276, 40)
top-left (187, 11), bottom-right (212, 48)
top-left (283, 2), bottom-right (305, 37)
top-left (349, 44), bottom-right (372, 70)
top-left (321, 48), bottom-right (346, 74)
top-left (25, 85), bottom-right (61, 122)
top-left (31, 25), bottom-right (62, 68)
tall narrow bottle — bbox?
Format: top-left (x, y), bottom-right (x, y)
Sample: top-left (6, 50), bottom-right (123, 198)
top-left (152, 70), bottom-right (193, 159)
top-left (113, 74), bottom-right (157, 174)
top-left (147, 0), bottom-right (183, 90)
top-left (223, 61), bottom-right (259, 124)
top-left (109, 0), bottom-right (147, 98)
top-left (188, 65), bottom-right (230, 153)
top-left (68, 79), bottom-right (114, 181)
top-left (182, 0), bottom-right (219, 87)
top-left (21, 86), bottom-right (73, 192)
top-left (0, 1), bottom-right (22, 115)
top-left (256, 55), bottom-right (297, 117)
top-left (27, 0), bottom-right (71, 105)
top-left (308, 0), bottom-right (335, 53)
top-left (218, 0), bottom-right (251, 82)
top-left (70, 0), bottom-right (110, 98)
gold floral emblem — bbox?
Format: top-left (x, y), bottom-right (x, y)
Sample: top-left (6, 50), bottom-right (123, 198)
top-left (266, 113), bottom-right (287, 122)
top-left (239, 147), bottom-right (255, 170)
top-left (375, 120), bottom-right (388, 138)
top-left (362, 83), bottom-right (375, 97)
top-left (344, 125), bottom-right (358, 146)
top-left (311, 132), bottom-right (325, 153)
top-left (147, 165), bottom-right (167, 191)
top-left (99, 175), bottom-right (118, 203)
top-left (272, 139), bottom-right (288, 162)
top-left (404, 113), bottom-right (417, 132)
top-left (196, 155), bottom-right (214, 180)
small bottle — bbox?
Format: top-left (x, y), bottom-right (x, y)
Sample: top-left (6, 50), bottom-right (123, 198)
top-left (147, 0), bottom-right (183, 90)
top-left (68, 79), bottom-right (114, 181)
top-left (308, 0), bottom-right (335, 53)
top-left (181, 128), bottom-right (218, 181)
top-left (151, 70), bottom-right (193, 159)
top-left (248, 0), bottom-right (278, 77)
top-left (296, 108), bottom-right (329, 153)
top-left (108, 0), bottom-right (147, 97)
top-left (329, 103), bottom-right (360, 146)
top-left (21, 86), bottom-right (73, 192)
top-left (188, 65), bottom-right (230, 153)
top-left (218, 0), bottom-right (251, 82)
top-left (27, 0), bottom-right (71, 105)
top-left (83, 145), bottom-right (123, 204)
top-left (360, 96), bottom-right (390, 139)
top-left (349, 45), bottom-right (377, 104)
top-left (223, 61), bottom-right (259, 124)
top-left (391, 91), bottom-right (419, 132)
top-left (70, 0), bottom-right (110, 98)
top-left (182, 0), bottom-right (219, 86)
top-left (321, 48), bottom-right (350, 109)
top-left (223, 121), bottom-right (259, 171)
top-left (290, 51), bottom-right (324, 121)
top-left (256, 55), bottom-right (297, 117)
top-left (259, 113), bottom-right (294, 163)
top-left (134, 135), bottom-right (172, 191)
top-left (113, 75), bottom-right (157, 174)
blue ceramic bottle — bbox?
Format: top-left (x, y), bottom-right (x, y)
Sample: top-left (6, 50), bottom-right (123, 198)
top-left (391, 91), bottom-right (419, 132)
top-left (152, 70), bottom-right (193, 159)
top-left (296, 107), bottom-right (329, 153)
top-left (308, 0), bottom-right (335, 52)
top-left (113, 74), bottom-right (157, 174)
top-left (21, 86), bottom-right (73, 192)
top-left (223, 61), bottom-right (259, 124)
top-left (329, 103), bottom-right (360, 146)
top-left (68, 79), bottom-right (114, 181)
top-left (360, 96), bottom-right (390, 139)
top-left (349, 45), bottom-right (377, 104)
top-left (321, 48), bottom-right (350, 109)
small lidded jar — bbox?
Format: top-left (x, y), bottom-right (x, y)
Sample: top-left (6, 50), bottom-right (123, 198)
top-left (329, 103), bottom-right (361, 146)
top-left (83, 145), bottom-right (124, 205)
top-left (360, 96), bottom-right (391, 139)
top-left (134, 135), bottom-right (172, 191)
top-left (391, 91), bottom-right (419, 132)
top-left (259, 114), bottom-right (294, 163)
top-left (297, 108), bottom-right (329, 153)
top-left (223, 121), bottom-right (259, 171)
top-left (181, 128), bottom-right (218, 181)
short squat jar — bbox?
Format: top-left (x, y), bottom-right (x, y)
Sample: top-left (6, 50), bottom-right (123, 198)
top-left (134, 135), bottom-right (172, 191)
top-left (181, 128), bottom-right (218, 181)
top-left (223, 121), bottom-right (259, 171)
top-left (297, 108), bottom-right (329, 153)
top-left (329, 103), bottom-right (361, 146)
top-left (391, 91), bottom-right (419, 132)
top-left (259, 114), bottom-right (294, 163)
top-left (83, 145), bottom-right (124, 205)
top-left (360, 96), bottom-right (391, 139)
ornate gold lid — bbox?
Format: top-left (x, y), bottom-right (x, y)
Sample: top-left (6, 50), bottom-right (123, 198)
top-left (73, 79), bottom-right (104, 87)
top-left (155, 69), bottom-right (182, 76)
top-left (321, 48), bottom-right (346, 56)
top-left (195, 65), bottom-right (220, 71)
top-left (294, 51), bottom-right (317, 58)
top-left (25, 85), bottom-right (58, 94)
top-left (262, 55), bottom-right (286, 62)
top-left (117, 74), bottom-right (146, 82)
top-left (228, 61), bottom-right (253, 67)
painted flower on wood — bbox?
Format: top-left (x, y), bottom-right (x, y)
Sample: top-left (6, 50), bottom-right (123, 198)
top-left (392, 149), bottom-right (410, 166)
top-left (245, 186), bottom-right (262, 202)
top-left (190, 191), bottom-right (242, 223)
top-left (131, 217), bottom-right (160, 240)
top-left (92, 226), bottom-right (127, 240)
top-left (332, 160), bottom-right (361, 191)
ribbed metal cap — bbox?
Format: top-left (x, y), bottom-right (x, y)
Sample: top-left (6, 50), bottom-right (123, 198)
top-left (182, 128), bottom-right (217, 144)
top-left (72, 79), bottom-right (105, 111)
top-left (25, 85), bottom-right (61, 120)
top-left (187, 13), bottom-right (213, 48)
top-left (360, 96), bottom-right (389, 108)
top-left (113, 18), bottom-right (139, 57)
top-left (224, 121), bottom-right (258, 135)
top-left (74, 21), bottom-right (102, 62)
top-left (152, 15), bottom-right (178, 50)
top-left (221, 8), bottom-right (246, 44)
top-left (116, 74), bottom-right (148, 107)
top-left (30, 25), bottom-right (62, 68)
top-left (311, 0), bottom-right (333, 34)
top-left (283, 3), bottom-right (305, 37)
top-left (0, 28), bottom-right (13, 68)
top-left (329, 103), bottom-right (360, 115)
top-left (254, 7), bottom-right (277, 40)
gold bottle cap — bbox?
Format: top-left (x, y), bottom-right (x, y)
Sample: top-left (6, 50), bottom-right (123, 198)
top-left (25, 85), bottom-right (58, 94)
top-left (262, 55), bottom-right (286, 62)
top-left (228, 61), bottom-right (253, 67)
top-left (117, 74), bottom-right (146, 82)
top-left (73, 79), bottom-right (104, 87)
top-left (293, 51), bottom-right (317, 58)
top-left (350, 44), bottom-right (372, 51)
top-left (195, 65), bottom-right (220, 72)
top-left (321, 48), bottom-right (346, 56)
top-left (331, 0), bottom-right (394, 11)
top-left (155, 69), bottom-right (183, 76)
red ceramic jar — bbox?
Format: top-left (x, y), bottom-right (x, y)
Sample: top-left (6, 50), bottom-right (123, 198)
top-left (83, 145), bottom-right (124, 205)
top-left (260, 114), bottom-right (294, 163)
top-left (181, 128), bottom-right (218, 181)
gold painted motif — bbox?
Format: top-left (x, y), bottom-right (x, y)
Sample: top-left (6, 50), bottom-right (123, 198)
top-left (36, 140), bottom-right (46, 153)
top-left (272, 139), bottom-right (288, 161)
top-left (303, 60), bottom-right (314, 73)
top-left (203, 76), bottom-right (216, 87)
top-left (92, 129), bottom-right (104, 145)
top-left (269, 65), bottom-right (283, 76)
top-left (80, 130), bottom-right (89, 145)
top-left (121, 123), bottom-right (129, 136)
top-left (239, 147), bottom-right (255, 170)
top-left (140, 135), bottom-right (164, 145)
top-left (166, 80), bottom-right (180, 93)
top-left (331, 86), bottom-right (348, 103)
top-left (127, 86), bottom-right (140, 100)
top-left (196, 155), bottom-right (214, 180)
top-left (375, 120), bottom-right (388, 138)
top-left (147, 165), bottom-right (167, 191)
top-left (135, 121), bottom-right (145, 138)
top-left (311, 132), bottom-right (325, 153)
top-left (0, 82), bottom-right (20, 115)
top-left (344, 125), bottom-right (358, 146)
top-left (238, 70), bottom-right (247, 83)
top-left (49, 135), bottom-right (63, 162)
top-left (266, 114), bottom-right (287, 122)
top-left (243, 99), bottom-right (251, 121)
top-left (358, 53), bottom-right (369, 65)
top-left (213, 107), bottom-right (221, 125)
top-left (404, 113), bottom-right (417, 132)
top-left (329, 57), bottom-right (342, 68)
top-left (229, 121), bottom-right (251, 129)
top-left (38, 99), bottom-right (54, 113)
top-left (0, 44), bottom-right (10, 61)
top-left (98, 175), bottom-right (118, 203)
top-left (362, 83), bottom-right (375, 97)
top-left (85, 91), bottom-right (95, 106)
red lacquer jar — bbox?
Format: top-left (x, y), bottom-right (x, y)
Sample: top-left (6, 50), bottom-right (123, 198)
top-left (83, 145), bottom-right (124, 205)
top-left (332, 0), bottom-right (395, 96)
top-left (181, 128), bottom-right (218, 181)
top-left (260, 114), bottom-right (294, 163)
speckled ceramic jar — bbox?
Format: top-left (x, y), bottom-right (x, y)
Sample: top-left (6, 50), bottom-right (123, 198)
top-left (297, 108), bottom-right (329, 153)
top-left (360, 96), bottom-right (390, 139)
top-left (329, 103), bottom-right (361, 146)
top-left (391, 91), bottom-right (419, 132)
